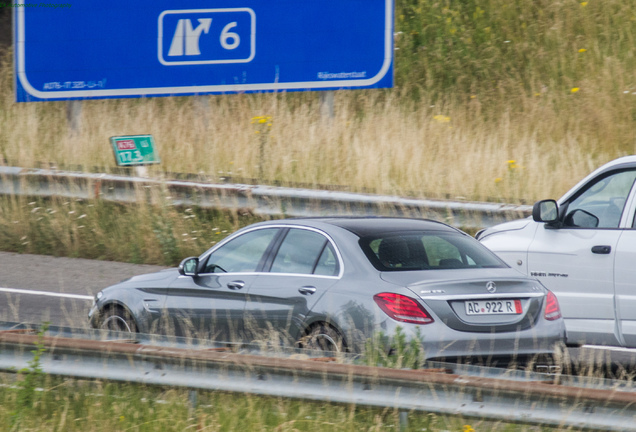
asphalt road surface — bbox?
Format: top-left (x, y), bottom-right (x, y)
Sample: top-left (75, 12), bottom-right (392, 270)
top-left (0, 251), bottom-right (166, 328)
top-left (2, 251), bottom-right (636, 374)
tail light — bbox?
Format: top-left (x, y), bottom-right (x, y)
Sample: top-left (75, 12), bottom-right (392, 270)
top-left (544, 291), bottom-right (562, 321)
top-left (373, 293), bottom-right (434, 325)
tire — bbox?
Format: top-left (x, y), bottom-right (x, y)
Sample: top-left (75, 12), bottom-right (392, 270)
top-left (300, 324), bottom-right (346, 353)
top-left (100, 306), bottom-right (138, 333)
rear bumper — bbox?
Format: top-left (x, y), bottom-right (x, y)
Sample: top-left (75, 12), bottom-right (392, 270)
top-left (380, 317), bottom-right (566, 362)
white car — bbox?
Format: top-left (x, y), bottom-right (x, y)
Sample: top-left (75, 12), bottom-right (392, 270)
top-left (477, 156), bottom-right (636, 348)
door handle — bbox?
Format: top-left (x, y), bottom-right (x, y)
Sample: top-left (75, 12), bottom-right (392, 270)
top-left (591, 245), bottom-right (611, 254)
top-left (298, 286), bottom-right (317, 295)
top-left (227, 280), bottom-right (245, 290)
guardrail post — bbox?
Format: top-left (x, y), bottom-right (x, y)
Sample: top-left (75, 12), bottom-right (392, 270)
top-left (189, 389), bottom-right (198, 413)
top-left (399, 411), bottom-right (408, 431)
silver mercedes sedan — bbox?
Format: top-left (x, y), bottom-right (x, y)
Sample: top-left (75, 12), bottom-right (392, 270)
top-left (88, 217), bottom-right (565, 362)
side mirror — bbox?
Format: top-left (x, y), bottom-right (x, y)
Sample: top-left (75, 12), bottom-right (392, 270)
top-left (178, 257), bottom-right (199, 277)
top-left (532, 199), bottom-right (559, 224)
top-left (564, 209), bottom-right (599, 228)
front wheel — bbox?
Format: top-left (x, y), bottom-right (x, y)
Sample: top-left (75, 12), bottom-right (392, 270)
top-left (100, 307), bottom-right (137, 333)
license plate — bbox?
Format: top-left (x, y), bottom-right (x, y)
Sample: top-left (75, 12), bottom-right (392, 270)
top-left (465, 299), bottom-right (522, 315)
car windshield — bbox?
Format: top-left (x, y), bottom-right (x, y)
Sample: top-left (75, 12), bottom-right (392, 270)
top-left (359, 231), bottom-right (507, 271)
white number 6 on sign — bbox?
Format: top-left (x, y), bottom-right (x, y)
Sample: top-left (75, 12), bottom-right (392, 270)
top-left (221, 22), bottom-right (240, 50)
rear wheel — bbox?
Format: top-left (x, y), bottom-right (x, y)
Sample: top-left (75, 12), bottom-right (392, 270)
top-left (300, 324), bottom-right (345, 353)
top-left (100, 307), bottom-right (137, 333)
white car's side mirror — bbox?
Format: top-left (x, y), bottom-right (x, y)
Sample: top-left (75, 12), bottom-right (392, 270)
top-left (532, 199), bottom-right (559, 224)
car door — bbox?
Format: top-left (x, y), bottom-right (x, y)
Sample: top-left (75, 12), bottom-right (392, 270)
top-left (243, 227), bottom-right (341, 344)
top-left (167, 227), bottom-right (281, 341)
top-left (527, 169), bottom-right (636, 346)
top-left (612, 190), bottom-right (636, 347)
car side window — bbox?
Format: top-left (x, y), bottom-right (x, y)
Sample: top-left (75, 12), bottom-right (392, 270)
top-left (564, 170), bottom-right (636, 228)
top-left (203, 228), bottom-right (278, 273)
top-left (314, 243), bottom-right (340, 276)
top-left (270, 229), bottom-right (330, 275)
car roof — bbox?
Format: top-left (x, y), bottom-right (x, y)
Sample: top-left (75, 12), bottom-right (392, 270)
top-left (271, 217), bottom-right (459, 238)
top-left (599, 155), bottom-right (636, 168)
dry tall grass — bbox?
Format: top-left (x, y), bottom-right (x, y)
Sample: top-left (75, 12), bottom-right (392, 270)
top-left (2, 65), bottom-right (634, 204)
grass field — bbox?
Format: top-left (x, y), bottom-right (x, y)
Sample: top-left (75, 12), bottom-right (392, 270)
top-left (0, 194), bottom-right (264, 265)
top-left (1, 70), bottom-right (630, 205)
top-left (0, 373), bottom-right (561, 432)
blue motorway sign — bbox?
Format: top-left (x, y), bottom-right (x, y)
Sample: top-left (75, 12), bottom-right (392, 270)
top-left (14, 1), bottom-right (393, 102)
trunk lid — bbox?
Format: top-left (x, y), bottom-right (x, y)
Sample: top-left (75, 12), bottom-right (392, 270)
top-left (381, 269), bottom-right (546, 332)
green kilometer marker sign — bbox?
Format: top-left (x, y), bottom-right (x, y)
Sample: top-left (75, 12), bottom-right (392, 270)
top-left (110, 135), bottom-right (160, 166)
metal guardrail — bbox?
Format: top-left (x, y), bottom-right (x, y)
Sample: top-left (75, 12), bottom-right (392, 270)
top-left (1, 323), bottom-right (636, 431)
top-left (0, 166), bottom-right (532, 228)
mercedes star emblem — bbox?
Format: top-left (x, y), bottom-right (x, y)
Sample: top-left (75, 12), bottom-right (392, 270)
top-left (486, 281), bottom-right (497, 293)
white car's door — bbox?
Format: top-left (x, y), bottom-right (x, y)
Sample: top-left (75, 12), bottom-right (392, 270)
top-left (529, 228), bottom-right (621, 345)
top-left (527, 169), bottom-right (636, 346)
top-left (612, 192), bottom-right (636, 347)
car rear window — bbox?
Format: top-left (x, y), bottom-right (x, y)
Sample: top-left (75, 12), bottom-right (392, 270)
top-left (359, 231), bottom-right (507, 271)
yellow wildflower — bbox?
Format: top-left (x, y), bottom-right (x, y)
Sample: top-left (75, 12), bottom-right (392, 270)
top-left (578, 48), bottom-right (587, 53)
top-left (571, 87), bottom-right (580, 93)
top-left (495, 177), bottom-right (503, 184)
top-left (433, 115), bottom-right (451, 123)
top-left (251, 115), bottom-right (272, 124)
top-left (580, 1), bottom-right (588, 6)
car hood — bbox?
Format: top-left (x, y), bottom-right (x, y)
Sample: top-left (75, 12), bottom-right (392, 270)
top-left (120, 268), bottom-right (180, 286)
top-left (476, 218), bottom-right (531, 240)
